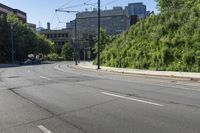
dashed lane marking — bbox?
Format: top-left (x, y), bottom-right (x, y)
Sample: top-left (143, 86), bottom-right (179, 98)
top-left (39, 76), bottom-right (51, 81)
top-left (102, 92), bottom-right (163, 107)
top-left (38, 125), bottom-right (53, 133)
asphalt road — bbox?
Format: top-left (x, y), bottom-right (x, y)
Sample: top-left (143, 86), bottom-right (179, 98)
top-left (0, 61), bottom-right (200, 133)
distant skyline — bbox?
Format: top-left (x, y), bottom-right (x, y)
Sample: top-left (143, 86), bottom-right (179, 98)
top-left (0, 0), bottom-right (158, 29)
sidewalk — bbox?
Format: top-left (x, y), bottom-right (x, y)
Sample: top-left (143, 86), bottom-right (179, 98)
top-left (77, 62), bottom-right (200, 80)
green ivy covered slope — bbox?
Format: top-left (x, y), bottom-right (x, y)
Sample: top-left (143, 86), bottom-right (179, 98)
top-left (98, 0), bottom-right (200, 72)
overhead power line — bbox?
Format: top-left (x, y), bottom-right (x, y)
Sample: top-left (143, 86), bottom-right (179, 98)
top-left (60, 0), bottom-right (93, 9)
top-left (50, 12), bottom-right (56, 25)
top-left (103, 0), bottom-right (119, 6)
top-left (84, 2), bottom-right (98, 6)
top-left (59, 0), bottom-right (74, 8)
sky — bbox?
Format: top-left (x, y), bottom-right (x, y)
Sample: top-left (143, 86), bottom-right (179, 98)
top-left (0, 0), bottom-right (157, 29)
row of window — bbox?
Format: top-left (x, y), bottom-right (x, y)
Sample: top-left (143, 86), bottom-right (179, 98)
top-left (46, 33), bottom-right (68, 39)
top-left (55, 41), bottom-right (65, 46)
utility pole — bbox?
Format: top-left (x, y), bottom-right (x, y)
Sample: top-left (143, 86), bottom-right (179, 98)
top-left (97, 0), bottom-right (101, 69)
top-left (84, 47), bottom-right (86, 61)
top-left (75, 19), bottom-right (78, 65)
top-left (10, 23), bottom-right (15, 64)
top-left (55, 9), bottom-right (79, 65)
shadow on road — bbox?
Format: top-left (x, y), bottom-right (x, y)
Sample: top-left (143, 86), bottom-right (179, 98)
top-left (0, 61), bottom-right (53, 68)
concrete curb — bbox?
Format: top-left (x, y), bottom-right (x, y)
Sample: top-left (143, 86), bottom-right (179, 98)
top-left (77, 62), bottom-right (200, 80)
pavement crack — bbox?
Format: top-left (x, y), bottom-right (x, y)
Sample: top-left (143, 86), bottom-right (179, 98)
top-left (8, 88), bottom-right (55, 116)
top-left (0, 116), bottom-right (54, 132)
top-left (8, 88), bottom-right (88, 133)
top-left (79, 82), bottom-right (148, 95)
top-left (131, 94), bottom-right (200, 110)
top-left (78, 83), bottom-right (200, 110)
top-left (59, 98), bottom-right (119, 116)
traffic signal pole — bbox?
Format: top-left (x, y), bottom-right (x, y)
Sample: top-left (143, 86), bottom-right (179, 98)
top-left (97, 0), bottom-right (101, 69)
top-left (55, 9), bottom-right (79, 65)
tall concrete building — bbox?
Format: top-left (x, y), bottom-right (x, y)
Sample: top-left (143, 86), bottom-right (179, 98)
top-left (66, 20), bottom-right (75, 29)
top-left (125, 3), bottom-right (147, 19)
top-left (76, 7), bottom-right (130, 36)
top-left (76, 2), bottom-right (147, 37)
top-left (0, 3), bottom-right (27, 23)
top-left (75, 7), bottom-right (130, 60)
top-left (40, 23), bottom-right (73, 54)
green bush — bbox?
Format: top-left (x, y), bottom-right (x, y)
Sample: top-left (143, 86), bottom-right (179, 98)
top-left (95, 0), bottom-right (200, 72)
top-left (45, 53), bottom-right (64, 61)
top-left (61, 43), bottom-right (73, 60)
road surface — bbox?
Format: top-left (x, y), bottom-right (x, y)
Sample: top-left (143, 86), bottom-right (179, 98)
top-left (0, 62), bottom-right (200, 133)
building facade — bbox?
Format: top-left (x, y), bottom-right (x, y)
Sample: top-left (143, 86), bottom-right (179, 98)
top-left (66, 20), bottom-right (75, 29)
top-left (40, 23), bottom-right (73, 54)
top-left (76, 7), bottom-right (130, 36)
top-left (125, 3), bottom-right (147, 19)
top-left (0, 3), bottom-right (27, 22)
top-left (74, 7), bottom-right (130, 60)
top-left (27, 23), bottom-right (36, 31)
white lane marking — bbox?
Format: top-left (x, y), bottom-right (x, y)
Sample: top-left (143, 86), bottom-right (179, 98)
top-left (102, 92), bottom-right (163, 107)
top-left (27, 70), bottom-right (31, 73)
top-left (39, 76), bottom-right (51, 81)
top-left (38, 125), bottom-right (52, 133)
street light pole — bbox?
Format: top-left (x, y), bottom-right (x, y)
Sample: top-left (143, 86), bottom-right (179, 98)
top-left (75, 19), bottom-right (78, 65)
top-left (97, 0), bottom-right (101, 69)
top-left (55, 9), bottom-right (79, 65)
top-left (10, 23), bottom-right (15, 64)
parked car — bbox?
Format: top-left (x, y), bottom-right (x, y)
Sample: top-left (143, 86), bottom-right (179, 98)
top-left (23, 59), bottom-right (32, 65)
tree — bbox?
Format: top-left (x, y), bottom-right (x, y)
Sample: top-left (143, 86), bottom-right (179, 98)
top-left (155, 0), bottom-right (199, 12)
top-left (93, 28), bottom-right (111, 56)
top-left (61, 43), bottom-right (73, 60)
top-left (0, 13), bottom-right (55, 63)
top-left (0, 15), bottom-right (10, 63)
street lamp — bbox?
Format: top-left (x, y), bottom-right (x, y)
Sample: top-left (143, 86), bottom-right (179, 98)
top-left (74, 19), bottom-right (78, 65)
top-left (10, 22), bottom-right (17, 64)
top-left (56, 0), bottom-right (101, 68)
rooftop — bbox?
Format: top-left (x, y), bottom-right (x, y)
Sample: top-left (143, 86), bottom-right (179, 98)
top-left (0, 3), bottom-right (26, 15)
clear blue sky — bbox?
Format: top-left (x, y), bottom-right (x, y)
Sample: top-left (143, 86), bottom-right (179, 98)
top-left (0, 0), bottom-right (157, 29)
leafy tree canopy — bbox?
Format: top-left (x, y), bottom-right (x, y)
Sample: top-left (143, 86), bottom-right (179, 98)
top-left (61, 42), bottom-right (73, 60)
top-left (0, 13), bottom-right (54, 63)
